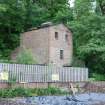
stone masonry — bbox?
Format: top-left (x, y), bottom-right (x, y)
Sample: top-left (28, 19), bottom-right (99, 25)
top-left (11, 23), bottom-right (73, 67)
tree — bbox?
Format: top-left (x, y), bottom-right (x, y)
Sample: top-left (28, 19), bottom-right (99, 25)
top-left (35, 0), bottom-right (69, 18)
top-left (53, 6), bottom-right (73, 23)
top-left (0, 0), bottom-right (25, 58)
top-left (0, 0), bottom-right (49, 58)
top-left (1, 0), bottom-right (105, 79)
top-left (74, 0), bottom-right (93, 19)
top-left (96, 0), bottom-right (105, 15)
top-left (68, 12), bottom-right (105, 75)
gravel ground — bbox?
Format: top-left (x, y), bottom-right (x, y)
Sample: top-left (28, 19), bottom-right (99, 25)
top-left (0, 99), bottom-right (36, 105)
top-left (1, 93), bottom-right (105, 105)
top-left (0, 99), bottom-right (105, 105)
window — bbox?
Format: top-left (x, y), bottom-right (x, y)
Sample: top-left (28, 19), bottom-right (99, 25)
top-left (55, 32), bottom-right (58, 40)
top-left (65, 34), bottom-right (68, 41)
top-left (60, 50), bottom-right (64, 60)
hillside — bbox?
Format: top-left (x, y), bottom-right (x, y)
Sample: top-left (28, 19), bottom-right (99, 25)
top-left (0, 0), bottom-right (105, 80)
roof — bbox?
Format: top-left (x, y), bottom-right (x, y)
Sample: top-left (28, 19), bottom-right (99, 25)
top-left (25, 22), bottom-right (72, 33)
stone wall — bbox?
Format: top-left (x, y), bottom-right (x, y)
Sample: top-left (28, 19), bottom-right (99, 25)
top-left (0, 82), bottom-right (101, 89)
top-left (11, 24), bottom-right (73, 67)
top-left (48, 24), bottom-right (73, 66)
top-left (1, 82), bottom-right (105, 93)
top-left (20, 27), bottom-right (49, 64)
top-left (0, 82), bottom-right (85, 89)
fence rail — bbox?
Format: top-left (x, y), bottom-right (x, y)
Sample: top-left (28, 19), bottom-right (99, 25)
top-left (0, 63), bottom-right (88, 83)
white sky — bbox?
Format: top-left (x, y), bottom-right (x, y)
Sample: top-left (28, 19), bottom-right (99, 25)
top-left (69, 0), bottom-right (75, 7)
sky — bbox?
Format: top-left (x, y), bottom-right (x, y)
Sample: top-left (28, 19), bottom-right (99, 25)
top-left (69, 0), bottom-right (96, 8)
top-left (69, 0), bottom-right (75, 7)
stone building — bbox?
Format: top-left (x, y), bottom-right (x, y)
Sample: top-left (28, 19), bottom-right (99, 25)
top-left (11, 23), bottom-right (73, 67)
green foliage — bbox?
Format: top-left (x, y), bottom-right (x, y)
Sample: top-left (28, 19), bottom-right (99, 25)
top-left (92, 73), bottom-right (105, 81)
top-left (30, 87), bottom-right (68, 96)
top-left (10, 87), bottom-right (31, 97)
top-left (0, 87), bottom-right (69, 97)
top-left (35, 0), bottom-right (69, 18)
top-left (0, 0), bottom-right (105, 78)
top-left (0, 4), bottom-right (7, 12)
top-left (33, 87), bottom-right (60, 95)
top-left (0, 0), bottom-right (25, 58)
top-left (8, 76), bottom-right (16, 88)
top-left (0, 0), bottom-right (73, 59)
top-left (74, 0), bottom-right (93, 19)
top-left (71, 57), bottom-right (85, 67)
top-left (96, 0), bottom-right (105, 15)
top-left (0, 59), bottom-right (12, 63)
top-left (0, 87), bottom-right (31, 98)
top-left (16, 49), bottom-right (38, 64)
top-left (68, 10), bottom-right (105, 76)
top-left (54, 7), bottom-right (73, 23)
top-left (66, 0), bottom-right (105, 78)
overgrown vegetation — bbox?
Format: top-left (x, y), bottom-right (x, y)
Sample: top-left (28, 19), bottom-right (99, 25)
top-left (8, 76), bottom-right (16, 88)
top-left (16, 49), bottom-right (38, 64)
top-left (0, 87), bottom-right (69, 98)
top-left (0, 0), bottom-right (105, 80)
top-left (0, 0), bottom-right (72, 59)
top-left (0, 87), bottom-right (31, 98)
top-left (92, 73), bottom-right (105, 81)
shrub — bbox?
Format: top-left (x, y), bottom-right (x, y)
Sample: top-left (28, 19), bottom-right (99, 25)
top-left (8, 76), bottom-right (16, 88)
top-left (16, 49), bottom-right (38, 64)
top-left (0, 87), bottom-right (31, 98)
top-left (11, 87), bottom-right (31, 97)
top-left (0, 87), bottom-right (69, 98)
top-left (71, 57), bottom-right (85, 67)
top-left (93, 73), bottom-right (105, 81)
top-left (47, 87), bottom-right (61, 95)
top-left (32, 87), bottom-right (68, 96)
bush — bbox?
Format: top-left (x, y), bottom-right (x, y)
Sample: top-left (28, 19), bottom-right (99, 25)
top-left (0, 87), bottom-right (69, 98)
top-left (8, 76), bottom-right (16, 88)
top-left (31, 87), bottom-right (68, 96)
top-left (10, 87), bottom-right (31, 97)
top-left (71, 57), bottom-right (85, 67)
top-left (47, 87), bottom-right (61, 95)
top-left (93, 73), bottom-right (105, 81)
top-left (0, 59), bottom-right (14, 63)
top-left (16, 49), bottom-right (38, 64)
top-left (0, 87), bottom-right (31, 98)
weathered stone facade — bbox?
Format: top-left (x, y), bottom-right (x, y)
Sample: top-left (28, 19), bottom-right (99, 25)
top-left (11, 24), bottom-right (73, 66)
top-left (48, 24), bottom-right (73, 66)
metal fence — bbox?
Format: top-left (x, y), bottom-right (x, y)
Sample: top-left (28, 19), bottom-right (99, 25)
top-left (0, 63), bottom-right (88, 83)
